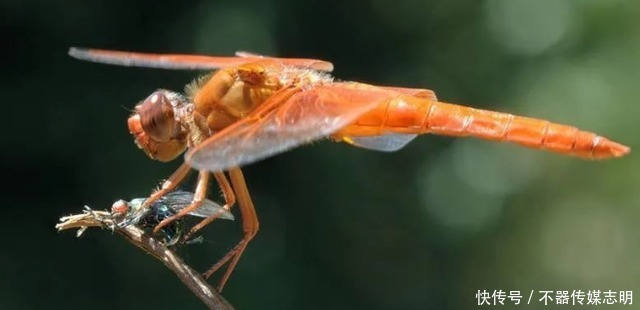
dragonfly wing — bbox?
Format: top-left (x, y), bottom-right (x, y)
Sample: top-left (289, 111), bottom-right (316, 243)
top-left (377, 86), bottom-right (437, 100)
top-left (186, 83), bottom-right (398, 171)
top-left (69, 47), bottom-right (333, 71)
top-left (235, 51), bottom-right (264, 58)
top-left (234, 51), bottom-right (334, 72)
top-left (346, 134), bottom-right (418, 152)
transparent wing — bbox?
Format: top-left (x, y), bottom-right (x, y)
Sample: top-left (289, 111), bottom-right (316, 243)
top-left (234, 51), bottom-right (334, 72)
top-left (347, 134), bottom-right (418, 152)
top-left (68, 47), bottom-right (333, 71)
top-left (377, 86), bottom-right (438, 100)
top-left (161, 191), bottom-right (234, 220)
top-left (186, 83), bottom-right (400, 171)
top-left (235, 51), bottom-right (264, 58)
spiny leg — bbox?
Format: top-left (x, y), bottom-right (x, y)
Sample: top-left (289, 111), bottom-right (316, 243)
top-left (202, 240), bottom-right (246, 285)
top-left (182, 171), bottom-right (237, 242)
top-left (143, 163), bottom-right (192, 208)
top-left (218, 167), bottom-right (258, 291)
top-left (152, 170), bottom-right (210, 234)
top-left (203, 167), bottom-right (259, 292)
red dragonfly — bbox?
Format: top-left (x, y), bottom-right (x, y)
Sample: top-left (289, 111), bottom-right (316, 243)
top-left (69, 47), bottom-right (630, 291)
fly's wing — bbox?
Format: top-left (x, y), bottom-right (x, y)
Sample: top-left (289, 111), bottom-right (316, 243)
top-left (68, 48), bottom-right (333, 72)
top-left (161, 191), bottom-right (234, 220)
top-left (186, 82), bottom-right (400, 172)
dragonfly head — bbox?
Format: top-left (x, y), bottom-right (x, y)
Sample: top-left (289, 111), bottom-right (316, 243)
top-left (128, 90), bottom-right (188, 162)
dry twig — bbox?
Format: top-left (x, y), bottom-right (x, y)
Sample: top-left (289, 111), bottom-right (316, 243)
top-left (56, 208), bottom-right (234, 310)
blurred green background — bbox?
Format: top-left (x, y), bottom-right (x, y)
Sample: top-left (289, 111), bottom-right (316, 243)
top-left (3, 0), bottom-right (639, 309)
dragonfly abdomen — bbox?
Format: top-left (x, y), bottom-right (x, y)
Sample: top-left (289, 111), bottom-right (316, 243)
top-left (374, 96), bottom-right (630, 159)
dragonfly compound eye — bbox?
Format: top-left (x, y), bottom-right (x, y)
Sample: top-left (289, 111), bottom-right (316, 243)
top-left (127, 90), bottom-right (188, 162)
top-left (137, 91), bottom-right (176, 143)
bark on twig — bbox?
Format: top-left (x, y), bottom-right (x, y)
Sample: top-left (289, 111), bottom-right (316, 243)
top-left (56, 208), bottom-right (234, 310)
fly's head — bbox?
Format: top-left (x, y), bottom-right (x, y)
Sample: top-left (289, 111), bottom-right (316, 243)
top-left (128, 90), bottom-right (189, 162)
top-left (111, 199), bottom-right (130, 216)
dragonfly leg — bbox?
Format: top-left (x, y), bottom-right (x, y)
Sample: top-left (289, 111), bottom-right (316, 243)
top-left (152, 170), bottom-right (209, 234)
top-left (203, 167), bottom-right (259, 292)
top-left (203, 240), bottom-right (246, 286)
top-left (182, 171), bottom-right (236, 242)
top-left (143, 163), bottom-right (192, 208)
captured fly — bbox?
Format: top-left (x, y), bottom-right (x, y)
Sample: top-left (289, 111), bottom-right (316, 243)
top-left (111, 190), bottom-right (234, 245)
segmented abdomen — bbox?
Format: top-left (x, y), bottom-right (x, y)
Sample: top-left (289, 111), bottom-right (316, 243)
top-left (345, 95), bottom-right (629, 159)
